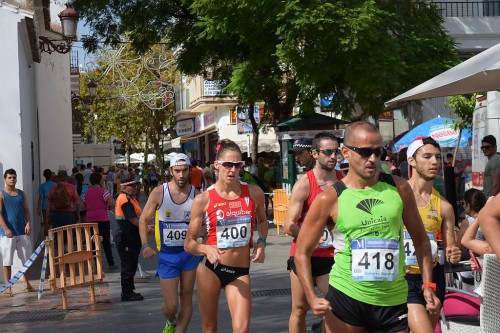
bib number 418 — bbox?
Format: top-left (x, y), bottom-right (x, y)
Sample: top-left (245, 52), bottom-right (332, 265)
top-left (357, 252), bottom-right (395, 271)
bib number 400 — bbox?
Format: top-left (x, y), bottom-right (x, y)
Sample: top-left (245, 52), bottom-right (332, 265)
top-left (357, 252), bottom-right (395, 271)
top-left (220, 226), bottom-right (248, 240)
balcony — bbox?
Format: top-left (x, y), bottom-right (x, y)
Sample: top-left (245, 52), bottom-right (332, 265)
top-left (434, 1), bottom-right (500, 17)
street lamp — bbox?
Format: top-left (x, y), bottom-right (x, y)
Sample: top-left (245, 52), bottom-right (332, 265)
top-left (71, 80), bottom-right (98, 107)
top-left (39, 3), bottom-right (80, 55)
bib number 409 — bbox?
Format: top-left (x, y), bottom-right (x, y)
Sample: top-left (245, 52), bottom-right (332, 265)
top-left (166, 230), bottom-right (187, 241)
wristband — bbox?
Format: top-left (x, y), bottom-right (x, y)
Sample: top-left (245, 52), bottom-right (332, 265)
top-left (421, 282), bottom-right (436, 292)
top-left (257, 237), bottom-right (267, 247)
top-left (141, 244), bottom-right (151, 251)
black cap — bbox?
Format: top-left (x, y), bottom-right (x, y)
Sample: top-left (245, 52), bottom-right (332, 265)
top-left (288, 138), bottom-right (313, 154)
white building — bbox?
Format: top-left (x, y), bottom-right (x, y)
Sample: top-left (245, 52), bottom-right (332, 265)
top-left (0, 0), bottom-right (74, 240)
top-left (173, 76), bottom-right (280, 163)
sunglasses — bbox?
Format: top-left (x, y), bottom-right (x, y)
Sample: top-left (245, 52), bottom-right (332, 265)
top-left (345, 145), bottom-right (385, 158)
top-left (481, 145), bottom-right (492, 150)
top-left (217, 160), bottom-right (245, 169)
top-left (316, 149), bottom-right (339, 156)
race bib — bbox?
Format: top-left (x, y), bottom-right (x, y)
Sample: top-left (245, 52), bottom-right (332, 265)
top-left (216, 216), bottom-right (251, 249)
top-left (318, 227), bottom-right (334, 249)
top-left (403, 231), bottom-right (435, 266)
top-left (162, 222), bottom-right (188, 247)
top-left (351, 238), bottom-right (399, 281)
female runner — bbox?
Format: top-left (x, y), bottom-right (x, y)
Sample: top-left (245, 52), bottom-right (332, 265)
top-left (185, 140), bottom-right (268, 333)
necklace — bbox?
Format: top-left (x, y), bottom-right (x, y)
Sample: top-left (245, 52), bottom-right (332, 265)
top-left (410, 186), bottom-right (431, 207)
top-left (313, 169), bottom-right (337, 187)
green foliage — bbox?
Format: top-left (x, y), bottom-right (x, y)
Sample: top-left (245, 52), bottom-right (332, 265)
top-left (446, 94), bottom-right (478, 132)
top-left (75, 0), bottom-right (458, 120)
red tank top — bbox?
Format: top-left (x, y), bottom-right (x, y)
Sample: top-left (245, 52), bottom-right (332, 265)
top-left (205, 183), bottom-right (256, 248)
top-left (290, 170), bottom-right (334, 257)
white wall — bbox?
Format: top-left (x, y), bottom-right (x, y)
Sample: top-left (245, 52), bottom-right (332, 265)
top-left (35, 46), bottom-right (74, 173)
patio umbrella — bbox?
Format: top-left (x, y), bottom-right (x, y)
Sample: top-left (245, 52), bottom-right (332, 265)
top-left (385, 42), bottom-right (500, 109)
top-left (392, 117), bottom-right (471, 153)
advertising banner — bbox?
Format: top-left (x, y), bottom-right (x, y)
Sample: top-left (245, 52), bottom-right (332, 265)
top-left (236, 106), bottom-right (260, 134)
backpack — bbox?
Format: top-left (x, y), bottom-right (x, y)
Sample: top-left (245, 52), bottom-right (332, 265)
top-left (53, 183), bottom-right (71, 209)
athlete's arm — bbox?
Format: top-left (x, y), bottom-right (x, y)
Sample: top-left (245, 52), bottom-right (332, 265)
top-left (248, 184), bottom-right (268, 263)
top-left (478, 194), bottom-right (500, 258)
top-left (295, 189), bottom-right (336, 317)
top-left (284, 176), bottom-right (310, 238)
top-left (395, 177), bottom-right (440, 313)
top-left (440, 199), bottom-right (460, 264)
top-left (462, 217), bottom-right (493, 255)
top-left (184, 192), bottom-right (224, 263)
top-left (139, 185), bottom-right (163, 258)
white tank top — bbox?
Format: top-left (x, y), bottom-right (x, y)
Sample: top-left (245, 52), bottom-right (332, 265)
top-left (155, 183), bottom-right (195, 252)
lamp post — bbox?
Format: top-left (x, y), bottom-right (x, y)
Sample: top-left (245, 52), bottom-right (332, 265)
top-left (39, 3), bottom-right (80, 55)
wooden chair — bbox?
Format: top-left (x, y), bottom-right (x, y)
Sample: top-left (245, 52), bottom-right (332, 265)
top-left (272, 189), bottom-right (289, 235)
top-left (47, 223), bottom-right (104, 310)
top-left (441, 254), bottom-right (500, 332)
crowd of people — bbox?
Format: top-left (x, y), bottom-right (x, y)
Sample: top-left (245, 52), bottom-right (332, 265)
top-left (3, 123), bottom-right (500, 333)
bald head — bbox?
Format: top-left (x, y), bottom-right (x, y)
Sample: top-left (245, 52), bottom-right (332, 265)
top-left (343, 121), bottom-right (380, 146)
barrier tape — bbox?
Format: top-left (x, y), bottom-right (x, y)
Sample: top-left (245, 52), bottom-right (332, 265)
top-left (37, 242), bottom-right (49, 300)
top-left (0, 240), bottom-right (46, 294)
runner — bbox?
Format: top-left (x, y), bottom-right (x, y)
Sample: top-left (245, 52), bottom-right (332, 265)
top-left (405, 137), bottom-right (461, 333)
top-left (284, 131), bottom-right (339, 333)
top-left (184, 139), bottom-right (268, 333)
top-left (139, 153), bottom-right (201, 333)
top-left (294, 121), bottom-right (440, 333)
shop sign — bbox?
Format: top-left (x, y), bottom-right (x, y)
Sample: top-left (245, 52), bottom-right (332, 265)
top-left (176, 118), bottom-right (195, 136)
top-left (204, 80), bottom-right (226, 96)
top-left (203, 111), bottom-right (215, 128)
top-left (236, 106), bottom-right (260, 134)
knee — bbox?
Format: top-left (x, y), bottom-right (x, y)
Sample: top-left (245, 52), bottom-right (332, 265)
top-left (291, 304), bottom-right (309, 318)
top-left (162, 301), bottom-right (178, 315)
top-left (232, 321), bottom-right (249, 333)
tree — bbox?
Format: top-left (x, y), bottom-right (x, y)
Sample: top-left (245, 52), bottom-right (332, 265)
top-left (75, 0), bottom-right (458, 158)
top-left (79, 44), bottom-right (178, 166)
top-left (447, 94), bottom-right (478, 132)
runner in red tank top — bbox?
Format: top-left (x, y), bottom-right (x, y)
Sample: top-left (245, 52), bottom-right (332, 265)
top-left (185, 139), bottom-right (268, 333)
top-left (284, 132), bottom-right (339, 333)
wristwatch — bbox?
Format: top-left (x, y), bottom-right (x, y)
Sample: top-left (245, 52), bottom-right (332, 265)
top-left (257, 237), bottom-right (267, 247)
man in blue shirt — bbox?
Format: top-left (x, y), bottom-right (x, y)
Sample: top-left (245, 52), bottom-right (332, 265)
top-left (37, 169), bottom-right (56, 237)
top-left (0, 169), bottom-right (34, 297)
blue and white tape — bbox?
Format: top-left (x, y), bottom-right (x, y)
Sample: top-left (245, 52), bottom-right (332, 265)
top-left (0, 239), bottom-right (48, 297)
top-left (38, 242), bottom-right (48, 300)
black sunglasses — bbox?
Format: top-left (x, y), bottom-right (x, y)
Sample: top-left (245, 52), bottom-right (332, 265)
top-left (481, 145), bottom-right (492, 150)
top-left (317, 149), bottom-right (339, 156)
top-left (345, 145), bottom-right (385, 158)
top-left (217, 160), bottom-right (245, 169)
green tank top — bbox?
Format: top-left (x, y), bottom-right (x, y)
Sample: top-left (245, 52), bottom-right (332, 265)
top-left (330, 174), bottom-right (407, 306)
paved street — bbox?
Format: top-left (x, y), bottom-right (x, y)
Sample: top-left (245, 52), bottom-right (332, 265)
top-left (0, 206), bottom-right (319, 332)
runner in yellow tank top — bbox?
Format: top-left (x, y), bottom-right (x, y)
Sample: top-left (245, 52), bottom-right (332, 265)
top-left (405, 137), bottom-right (461, 333)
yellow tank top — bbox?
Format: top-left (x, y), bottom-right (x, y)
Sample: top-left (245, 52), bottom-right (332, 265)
top-left (403, 187), bottom-right (442, 274)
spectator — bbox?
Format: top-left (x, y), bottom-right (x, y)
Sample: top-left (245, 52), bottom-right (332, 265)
top-left (244, 156), bottom-right (258, 176)
top-left (106, 166), bottom-right (116, 198)
top-left (82, 172), bottom-right (116, 269)
top-left (202, 161), bottom-right (215, 190)
top-left (257, 157), bottom-right (269, 180)
top-left (83, 162), bottom-right (93, 185)
top-left (288, 138), bottom-right (314, 172)
top-left (47, 169), bottom-right (80, 229)
top-left (190, 160), bottom-right (203, 191)
top-left (0, 169), bottom-right (35, 297)
top-left (37, 169), bottom-right (56, 237)
top-left (481, 135), bottom-right (500, 197)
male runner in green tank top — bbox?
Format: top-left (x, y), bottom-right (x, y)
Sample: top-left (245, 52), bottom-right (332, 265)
top-left (294, 121), bottom-right (440, 333)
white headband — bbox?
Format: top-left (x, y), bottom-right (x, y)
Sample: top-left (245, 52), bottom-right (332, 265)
top-left (407, 139), bottom-right (425, 161)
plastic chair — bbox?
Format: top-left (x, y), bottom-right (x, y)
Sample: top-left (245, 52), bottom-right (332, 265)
top-left (440, 254), bottom-right (500, 332)
top-left (272, 189), bottom-right (289, 235)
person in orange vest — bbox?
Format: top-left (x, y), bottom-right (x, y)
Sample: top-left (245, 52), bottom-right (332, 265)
top-left (115, 180), bottom-right (144, 301)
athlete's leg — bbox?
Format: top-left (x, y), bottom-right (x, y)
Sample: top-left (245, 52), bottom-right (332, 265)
top-left (196, 264), bottom-right (221, 333)
top-left (160, 277), bottom-right (180, 322)
top-left (225, 274), bottom-right (252, 333)
top-left (175, 268), bottom-right (197, 333)
top-left (289, 270), bottom-right (310, 333)
top-left (327, 311), bottom-right (366, 333)
top-left (407, 304), bottom-right (433, 333)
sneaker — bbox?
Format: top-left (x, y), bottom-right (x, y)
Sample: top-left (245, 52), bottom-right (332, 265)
top-left (121, 292), bottom-right (144, 302)
top-left (162, 320), bottom-right (176, 333)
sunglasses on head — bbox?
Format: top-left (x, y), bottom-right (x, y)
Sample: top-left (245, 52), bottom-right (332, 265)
top-left (481, 145), bottom-right (492, 150)
top-left (345, 145), bottom-right (385, 158)
top-left (217, 160), bottom-right (245, 169)
top-left (316, 149), bottom-right (339, 156)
